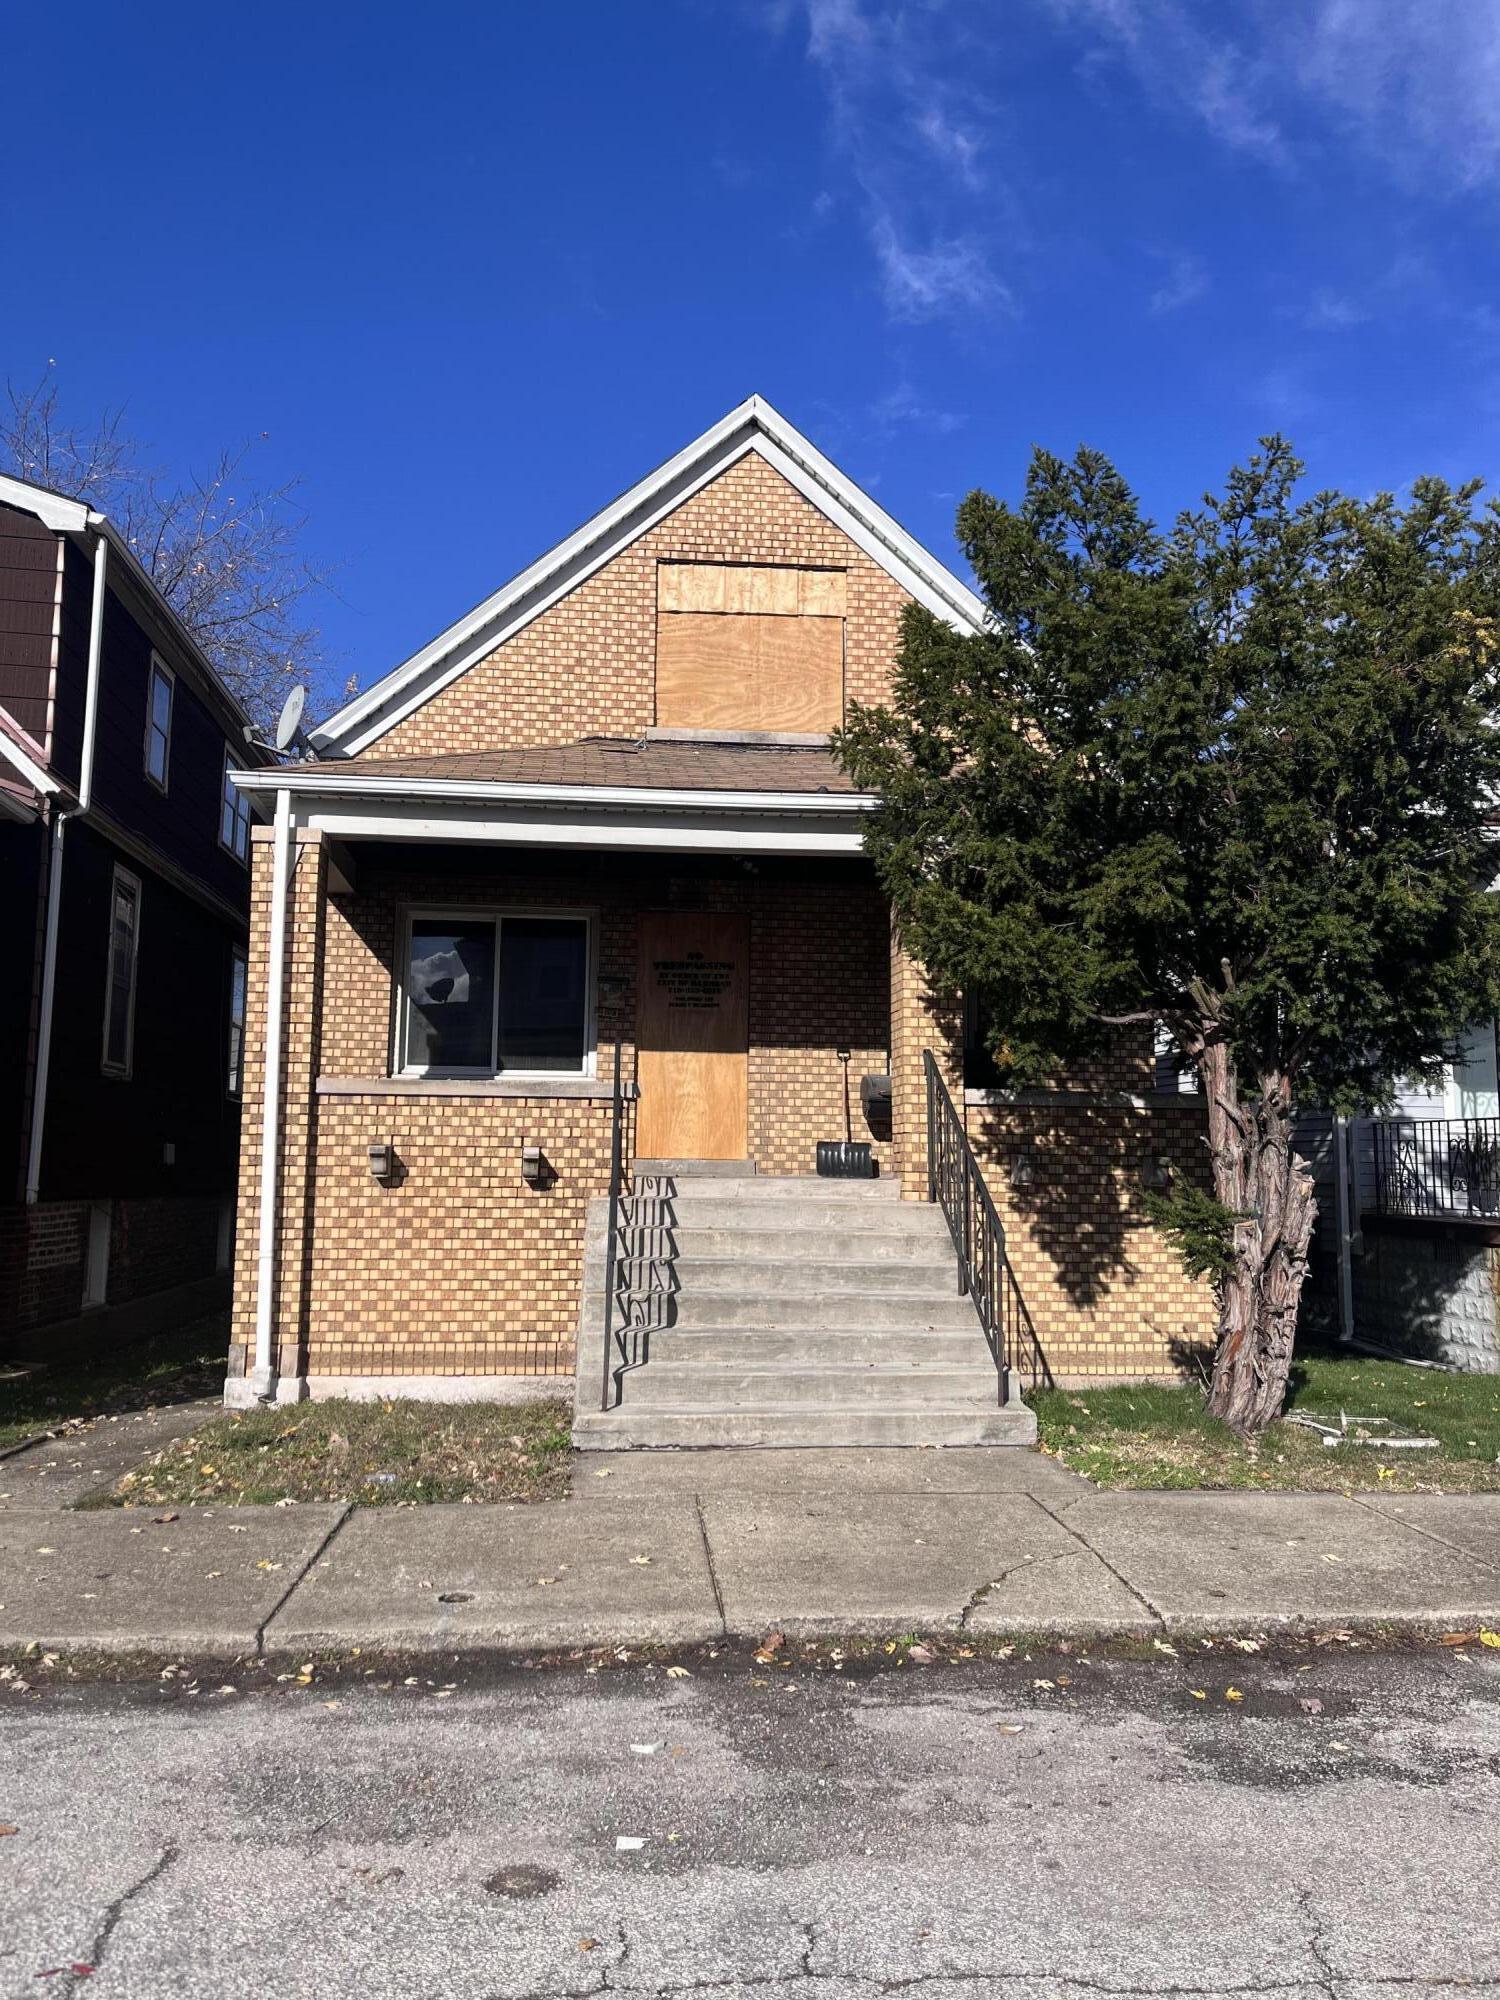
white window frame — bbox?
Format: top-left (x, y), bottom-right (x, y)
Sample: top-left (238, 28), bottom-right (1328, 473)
top-left (393, 905), bottom-right (596, 1081)
top-left (228, 942), bottom-right (248, 1098)
top-left (144, 654), bottom-right (175, 792)
top-left (101, 863), bottom-right (142, 1079)
top-left (219, 748), bottom-right (252, 863)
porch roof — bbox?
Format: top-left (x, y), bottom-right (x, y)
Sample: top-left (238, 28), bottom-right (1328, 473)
top-left (234, 734), bottom-right (876, 857)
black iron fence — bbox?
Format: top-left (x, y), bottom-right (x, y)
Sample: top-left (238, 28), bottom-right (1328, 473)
top-left (923, 1050), bottom-right (1052, 1402)
top-left (1370, 1115), bottom-right (1500, 1220)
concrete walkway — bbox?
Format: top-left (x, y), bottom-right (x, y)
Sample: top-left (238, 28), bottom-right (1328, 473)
top-left (1, 1444), bottom-right (1498, 1658)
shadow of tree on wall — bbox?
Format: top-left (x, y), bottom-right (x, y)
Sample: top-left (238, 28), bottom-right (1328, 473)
top-left (966, 1096), bottom-right (1218, 1375)
top-left (1350, 1230), bottom-right (1486, 1366)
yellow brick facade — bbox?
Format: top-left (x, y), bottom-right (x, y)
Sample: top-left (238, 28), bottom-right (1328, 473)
top-left (230, 448), bottom-right (1218, 1391)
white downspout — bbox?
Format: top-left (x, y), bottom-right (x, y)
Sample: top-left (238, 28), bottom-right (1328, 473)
top-left (25, 529), bottom-right (108, 1205)
top-left (248, 785), bottom-right (294, 1401)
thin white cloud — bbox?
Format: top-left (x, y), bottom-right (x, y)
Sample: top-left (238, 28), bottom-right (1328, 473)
top-left (1148, 252), bottom-right (1208, 315)
top-left (784, 0), bottom-right (1015, 324)
top-left (1040, 0), bottom-right (1500, 189)
top-left (1303, 286), bottom-right (1368, 332)
top-left (872, 217), bottom-right (1009, 321)
top-left (869, 380), bottom-right (969, 434)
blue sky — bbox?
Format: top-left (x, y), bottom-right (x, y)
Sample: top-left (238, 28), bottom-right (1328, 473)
top-left (6, 0), bottom-right (1500, 710)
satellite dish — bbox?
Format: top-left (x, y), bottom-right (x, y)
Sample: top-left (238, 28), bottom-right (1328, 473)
top-left (274, 683), bottom-right (308, 753)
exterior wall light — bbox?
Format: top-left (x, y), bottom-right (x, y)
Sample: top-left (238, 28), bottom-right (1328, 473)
top-left (1008, 1151), bottom-right (1037, 1188)
top-left (598, 972), bottom-right (627, 1007)
top-left (521, 1143), bottom-right (546, 1186)
top-left (368, 1141), bottom-right (394, 1182)
top-left (1141, 1155), bottom-right (1172, 1191)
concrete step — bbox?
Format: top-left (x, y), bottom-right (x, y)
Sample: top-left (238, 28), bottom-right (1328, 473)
top-left (626, 1362), bottom-right (1001, 1409)
top-left (665, 1290), bottom-right (985, 1332)
top-left (651, 1225), bottom-right (955, 1263)
top-left (573, 1402), bottom-right (1038, 1449)
top-left (625, 1328), bottom-right (988, 1367)
top-left (632, 1256), bottom-right (962, 1297)
top-left (632, 1158), bottom-right (758, 1179)
top-left (656, 1208), bottom-right (956, 1240)
top-left (647, 1175), bottom-right (902, 1202)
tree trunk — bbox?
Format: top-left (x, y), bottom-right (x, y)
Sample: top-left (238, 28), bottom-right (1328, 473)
top-left (1200, 1043), bottom-right (1318, 1436)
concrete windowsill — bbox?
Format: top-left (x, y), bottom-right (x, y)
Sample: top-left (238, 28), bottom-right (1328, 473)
top-left (315, 1075), bottom-right (634, 1102)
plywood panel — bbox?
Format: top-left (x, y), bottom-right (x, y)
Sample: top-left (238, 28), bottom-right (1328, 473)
top-left (658, 563), bottom-right (846, 617)
top-left (656, 612), bottom-right (843, 733)
top-left (636, 912), bottom-right (749, 1160)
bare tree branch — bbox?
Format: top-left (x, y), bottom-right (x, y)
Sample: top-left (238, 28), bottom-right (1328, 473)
top-left (2, 368), bottom-right (332, 726)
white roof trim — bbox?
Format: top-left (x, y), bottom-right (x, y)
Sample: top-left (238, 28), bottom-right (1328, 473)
top-left (310, 394), bottom-right (987, 757)
top-left (233, 765), bottom-right (873, 816)
top-left (0, 710), bottom-right (61, 798)
top-left (0, 472), bottom-right (92, 535)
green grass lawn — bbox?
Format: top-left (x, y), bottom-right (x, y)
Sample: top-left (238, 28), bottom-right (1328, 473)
top-left (94, 1395), bottom-right (575, 1507)
top-left (1034, 1349), bottom-right (1500, 1492)
top-left (0, 1313), bottom-right (225, 1451)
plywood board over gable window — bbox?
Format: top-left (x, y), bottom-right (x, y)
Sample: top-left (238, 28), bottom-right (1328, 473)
top-left (656, 561), bottom-right (846, 733)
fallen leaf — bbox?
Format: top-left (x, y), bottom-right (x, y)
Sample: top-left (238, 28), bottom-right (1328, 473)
top-left (0, 1824), bottom-right (17, 1836)
top-left (907, 1644), bottom-right (935, 1664)
top-left (1032, 1678), bottom-right (1055, 1690)
top-left (1299, 1697), bottom-right (1324, 1714)
top-left (1224, 1687), bottom-right (1244, 1702)
top-left (1479, 1630), bottom-right (1500, 1650)
top-left (152, 1513), bottom-right (179, 1525)
top-left (579, 1939), bottom-right (599, 1952)
top-left (1439, 1631), bottom-right (1477, 1646)
top-left (1188, 1690), bottom-right (1207, 1701)
top-left (628, 1555), bottom-right (652, 1567)
top-left (665, 1665), bottom-right (691, 1679)
top-left (760, 1630), bottom-right (786, 1655)
top-left (997, 1723), bottom-right (1024, 1735)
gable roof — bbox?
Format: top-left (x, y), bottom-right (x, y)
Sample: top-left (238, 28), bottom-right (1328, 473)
top-left (310, 394), bottom-right (988, 758)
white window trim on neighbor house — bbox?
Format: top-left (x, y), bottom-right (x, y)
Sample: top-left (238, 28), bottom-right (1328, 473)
top-left (393, 905), bottom-right (597, 1082)
top-left (228, 942), bottom-right (248, 1099)
top-left (101, 863), bottom-right (142, 1079)
top-left (144, 654), bottom-right (175, 792)
top-left (220, 747), bottom-right (252, 862)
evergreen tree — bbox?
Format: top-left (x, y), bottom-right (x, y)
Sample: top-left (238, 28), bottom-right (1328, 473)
top-left (839, 441), bottom-right (1500, 1433)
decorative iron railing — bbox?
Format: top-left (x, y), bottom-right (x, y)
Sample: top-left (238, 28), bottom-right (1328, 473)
top-left (599, 1044), bottom-right (674, 1411)
top-left (1370, 1115), bottom-right (1500, 1221)
top-left (923, 1050), bottom-right (1052, 1402)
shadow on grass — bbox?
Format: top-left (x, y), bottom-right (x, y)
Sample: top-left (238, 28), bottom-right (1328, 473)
top-left (0, 1312), bottom-right (227, 1449)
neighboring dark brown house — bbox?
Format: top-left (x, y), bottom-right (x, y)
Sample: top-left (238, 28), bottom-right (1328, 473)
top-left (0, 471), bottom-right (271, 1347)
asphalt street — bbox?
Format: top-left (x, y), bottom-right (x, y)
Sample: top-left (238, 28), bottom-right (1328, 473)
top-left (2, 1641), bottom-right (1498, 1997)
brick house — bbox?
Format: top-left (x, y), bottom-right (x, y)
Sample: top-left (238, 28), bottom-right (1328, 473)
top-left (226, 399), bottom-right (1216, 1441)
top-left (0, 473), bottom-right (270, 1347)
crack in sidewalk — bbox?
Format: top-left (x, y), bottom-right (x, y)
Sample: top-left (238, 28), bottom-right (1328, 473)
top-left (1025, 1493), bottom-right (1166, 1629)
top-left (255, 1504), bottom-right (355, 1653)
top-left (957, 1548), bottom-right (1088, 1629)
top-left (693, 1494), bottom-right (729, 1638)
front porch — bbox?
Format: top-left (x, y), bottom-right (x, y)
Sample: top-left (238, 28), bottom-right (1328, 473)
top-left (227, 749), bottom-right (1219, 1421)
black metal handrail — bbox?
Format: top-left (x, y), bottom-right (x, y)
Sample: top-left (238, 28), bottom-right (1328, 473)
top-left (1371, 1114), bottom-right (1500, 1220)
top-left (923, 1049), bottom-right (1052, 1403)
top-left (599, 1045), bottom-right (673, 1411)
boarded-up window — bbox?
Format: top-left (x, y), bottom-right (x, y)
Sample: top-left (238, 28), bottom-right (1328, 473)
top-left (655, 562), bottom-right (845, 733)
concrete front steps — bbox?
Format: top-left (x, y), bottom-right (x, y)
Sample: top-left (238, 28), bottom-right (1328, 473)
top-left (572, 1170), bottom-right (1036, 1450)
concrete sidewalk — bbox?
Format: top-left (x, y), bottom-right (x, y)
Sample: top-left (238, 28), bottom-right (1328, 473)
top-left (1, 1447), bottom-right (1498, 1658)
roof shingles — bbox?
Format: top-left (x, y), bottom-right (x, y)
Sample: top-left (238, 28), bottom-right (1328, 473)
top-left (324, 737), bottom-right (865, 795)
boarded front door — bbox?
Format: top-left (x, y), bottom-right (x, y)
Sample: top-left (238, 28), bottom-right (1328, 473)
top-left (636, 913), bottom-right (749, 1160)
